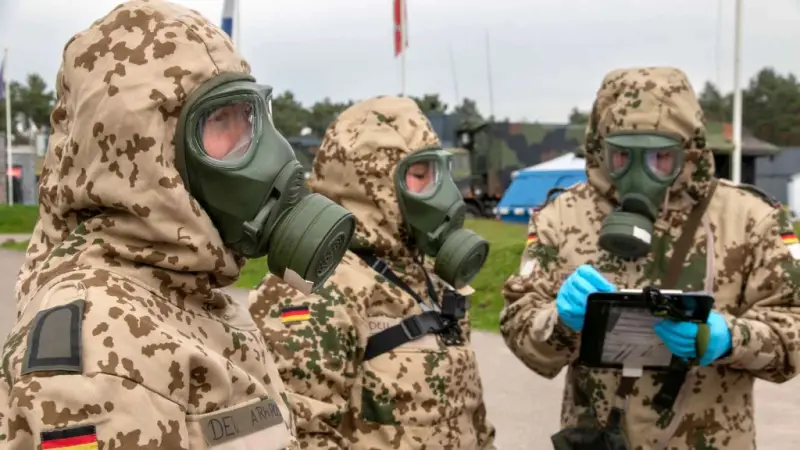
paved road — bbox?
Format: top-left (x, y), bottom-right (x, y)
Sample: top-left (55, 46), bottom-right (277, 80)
top-left (1, 248), bottom-right (798, 448)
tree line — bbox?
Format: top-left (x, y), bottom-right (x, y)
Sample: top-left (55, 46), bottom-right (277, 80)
top-left (0, 73), bottom-right (55, 144)
top-left (0, 76), bottom-right (487, 141)
top-left (4, 67), bottom-right (800, 146)
top-left (270, 93), bottom-right (485, 137)
top-left (568, 67), bottom-right (800, 147)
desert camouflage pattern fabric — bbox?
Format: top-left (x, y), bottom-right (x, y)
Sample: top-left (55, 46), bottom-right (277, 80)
top-left (501, 67), bottom-right (800, 450)
top-left (249, 96), bottom-right (496, 449)
top-left (1, 1), bottom-right (297, 449)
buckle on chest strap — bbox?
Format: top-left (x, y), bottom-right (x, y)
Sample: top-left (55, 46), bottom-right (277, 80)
top-left (363, 311), bottom-right (446, 361)
top-left (400, 311), bottom-right (443, 340)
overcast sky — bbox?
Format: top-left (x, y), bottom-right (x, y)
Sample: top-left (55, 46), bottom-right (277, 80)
top-left (1, 0), bottom-right (799, 122)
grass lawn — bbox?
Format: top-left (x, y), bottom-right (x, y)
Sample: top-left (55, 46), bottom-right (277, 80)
top-left (449, 219), bottom-right (527, 331)
top-left (0, 205), bottom-right (39, 233)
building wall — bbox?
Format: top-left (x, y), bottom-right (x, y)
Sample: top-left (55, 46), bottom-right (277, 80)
top-left (14, 150), bottom-right (38, 205)
top-left (755, 147), bottom-right (800, 206)
top-left (0, 133), bottom-right (40, 205)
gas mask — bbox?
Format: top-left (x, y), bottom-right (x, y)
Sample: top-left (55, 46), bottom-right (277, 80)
top-left (394, 148), bottom-right (490, 289)
top-left (598, 131), bottom-right (684, 259)
top-left (175, 72), bottom-right (356, 293)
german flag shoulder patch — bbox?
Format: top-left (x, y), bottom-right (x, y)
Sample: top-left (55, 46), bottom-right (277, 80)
top-left (41, 425), bottom-right (98, 449)
top-left (525, 232), bottom-right (538, 246)
top-left (781, 231), bottom-right (800, 260)
top-left (280, 305), bottom-right (311, 324)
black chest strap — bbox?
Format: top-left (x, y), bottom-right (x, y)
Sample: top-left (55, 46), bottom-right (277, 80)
top-left (352, 250), bottom-right (466, 361)
top-left (352, 250), bottom-right (439, 310)
top-left (363, 311), bottom-right (447, 360)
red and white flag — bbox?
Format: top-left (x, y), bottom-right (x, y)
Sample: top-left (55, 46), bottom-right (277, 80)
top-left (393, 0), bottom-right (408, 57)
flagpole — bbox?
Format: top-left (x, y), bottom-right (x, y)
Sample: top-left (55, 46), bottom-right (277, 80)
top-left (731, 0), bottom-right (743, 184)
top-left (400, 0), bottom-right (407, 97)
top-left (234, 0), bottom-right (241, 49)
top-left (4, 48), bottom-right (12, 205)
top-left (220, 0), bottom-right (234, 41)
top-left (485, 30), bottom-right (495, 119)
top-left (400, 46), bottom-right (406, 97)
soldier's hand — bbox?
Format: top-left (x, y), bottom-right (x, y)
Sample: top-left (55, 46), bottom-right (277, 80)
top-left (556, 265), bottom-right (616, 331)
top-left (653, 311), bottom-right (732, 365)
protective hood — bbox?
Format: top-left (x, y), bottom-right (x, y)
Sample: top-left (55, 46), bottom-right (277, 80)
top-left (582, 67), bottom-right (716, 212)
top-left (309, 96), bottom-right (441, 278)
top-left (17, 0), bottom-right (250, 306)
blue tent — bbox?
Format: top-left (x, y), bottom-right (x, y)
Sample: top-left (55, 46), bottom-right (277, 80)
top-left (494, 153), bottom-right (587, 224)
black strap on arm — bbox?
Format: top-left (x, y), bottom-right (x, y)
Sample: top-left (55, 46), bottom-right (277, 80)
top-left (606, 179), bottom-right (719, 428)
top-left (542, 187), bottom-right (568, 209)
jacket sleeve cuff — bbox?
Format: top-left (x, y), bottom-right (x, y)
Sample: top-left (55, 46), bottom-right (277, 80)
top-left (535, 305), bottom-right (580, 353)
top-left (714, 313), bottom-right (775, 371)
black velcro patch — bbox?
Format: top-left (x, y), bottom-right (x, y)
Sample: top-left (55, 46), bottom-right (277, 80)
top-left (22, 299), bottom-right (85, 375)
top-left (541, 187), bottom-right (568, 209)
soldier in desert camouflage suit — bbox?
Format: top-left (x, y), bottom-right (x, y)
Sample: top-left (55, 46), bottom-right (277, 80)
top-left (501, 67), bottom-right (800, 449)
top-left (249, 96), bottom-right (497, 450)
top-left (0, 1), bottom-right (362, 448)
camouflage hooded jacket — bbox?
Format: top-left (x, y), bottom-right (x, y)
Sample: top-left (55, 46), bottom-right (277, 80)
top-left (501, 67), bottom-right (800, 450)
top-left (249, 96), bottom-right (496, 450)
top-left (1, 2), bottom-right (296, 449)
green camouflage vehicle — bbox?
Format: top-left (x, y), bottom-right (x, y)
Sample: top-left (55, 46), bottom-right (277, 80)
top-left (443, 146), bottom-right (477, 210)
top-left (286, 136), bottom-right (321, 179)
top-left (445, 115), bottom-right (586, 217)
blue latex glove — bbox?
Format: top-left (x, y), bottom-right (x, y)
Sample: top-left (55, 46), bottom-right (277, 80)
top-left (556, 264), bottom-right (616, 331)
top-left (653, 311), bottom-right (732, 366)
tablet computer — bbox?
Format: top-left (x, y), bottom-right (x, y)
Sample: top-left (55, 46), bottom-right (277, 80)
top-left (577, 289), bottom-right (714, 370)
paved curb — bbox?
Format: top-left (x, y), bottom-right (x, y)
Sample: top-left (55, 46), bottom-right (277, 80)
top-left (0, 234), bottom-right (31, 244)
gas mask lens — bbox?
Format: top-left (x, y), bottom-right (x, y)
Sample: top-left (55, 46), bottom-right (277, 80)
top-left (608, 147), bottom-right (630, 174)
top-left (645, 148), bottom-right (679, 178)
top-left (401, 158), bottom-right (441, 196)
top-left (197, 100), bottom-right (255, 161)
